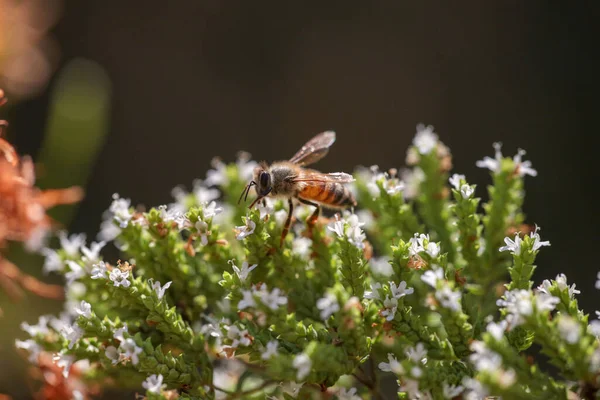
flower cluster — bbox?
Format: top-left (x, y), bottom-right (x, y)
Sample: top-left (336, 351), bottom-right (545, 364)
top-left (14, 124), bottom-right (600, 400)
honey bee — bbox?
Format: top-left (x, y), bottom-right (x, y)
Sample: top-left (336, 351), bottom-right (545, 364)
top-left (239, 131), bottom-right (356, 245)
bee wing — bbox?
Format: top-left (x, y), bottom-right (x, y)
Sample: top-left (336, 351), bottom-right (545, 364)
top-left (288, 131), bottom-right (336, 166)
top-left (291, 171), bottom-right (355, 183)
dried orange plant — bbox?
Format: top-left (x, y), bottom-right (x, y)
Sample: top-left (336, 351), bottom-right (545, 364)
top-left (0, 88), bottom-right (82, 313)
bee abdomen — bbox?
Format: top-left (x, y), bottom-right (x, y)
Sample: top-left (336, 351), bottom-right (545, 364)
top-left (299, 182), bottom-right (355, 208)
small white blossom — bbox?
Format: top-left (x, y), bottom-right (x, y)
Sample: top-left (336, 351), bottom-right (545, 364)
top-left (413, 124), bottom-right (438, 155)
top-left (390, 281), bottom-right (414, 299)
top-left (230, 260), bottom-right (258, 282)
top-left (557, 316), bottom-right (581, 344)
top-left (327, 218), bottom-right (345, 238)
top-left (497, 368), bottom-right (517, 388)
top-left (203, 201), bottom-right (223, 219)
top-left (109, 268), bottom-right (131, 288)
top-left (436, 287), bottom-right (462, 312)
top-left (499, 234), bottom-right (522, 255)
top-left (236, 152), bottom-right (258, 181)
top-left (109, 193), bottom-right (133, 228)
top-left (81, 241), bottom-right (106, 267)
top-left (238, 290), bottom-right (257, 310)
top-left (74, 301), bottom-right (92, 319)
top-left (364, 282), bottom-right (382, 300)
top-left (370, 257), bottom-right (393, 277)
top-left (53, 352), bottom-right (75, 378)
top-left (274, 209), bottom-right (288, 226)
top-left (460, 184), bottom-right (474, 199)
top-left (425, 242), bottom-right (440, 258)
top-left (261, 341), bottom-right (279, 360)
top-left (316, 293), bottom-right (340, 320)
top-left (411, 367), bottom-right (423, 378)
top-left (535, 292), bottom-right (560, 313)
top-left (65, 261), bottom-right (85, 285)
top-left (292, 237), bottom-right (312, 259)
top-left (205, 158), bottom-right (228, 186)
top-left (143, 374), bottom-right (165, 394)
top-left (335, 387), bottom-right (361, 400)
top-left (399, 378), bottom-right (425, 399)
top-left (16, 339), bottom-right (42, 363)
top-left (42, 248), bottom-right (63, 273)
top-left (405, 343), bottom-right (427, 363)
top-left (449, 174), bottom-right (465, 190)
top-left (21, 315), bottom-right (50, 337)
top-left (486, 320), bottom-right (507, 341)
top-left (235, 219), bottom-right (256, 240)
top-left (259, 287), bottom-right (288, 311)
top-left (469, 341), bottom-right (502, 372)
top-left (257, 198), bottom-right (274, 219)
top-left (120, 338), bottom-right (142, 365)
top-left (381, 296), bottom-right (398, 321)
top-left (529, 225), bottom-right (550, 251)
top-left (443, 383), bottom-right (464, 399)
top-left (554, 273), bottom-right (580, 298)
top-left (105, 345), bottom-right (119, 364)
top-left (462, 377), bottom-right (489, 400)
top-left (293, 353), bottom-right (312, 381)
top-left (512, 148), bottom-right (537, 177)
top-left (497, 289), bottom-right (533, 327)
top-left (98, 216), bottom-right (121, 242)
top-left (151, 280), bottom-right (172, 300)
top-left (401, 167), bottom-right (425, 199)
top-left (475, 142), bottom-right (503, 172)
top-left (408, 235), bottom-right (424, 256)
top-left (58, 231), bottom-right (86, 257)
top-left (588, 320), bottom-right (600, 337)
top-left (90, 261), bottom-right (109, 279)
top-left (195, 219), bottom-right (210, 245)
top-left (61, 323), bottom-right (84, 349)
top-left (378, 353), bottom-right (404, 374)
top-left (421, 267), bottom-right (444, 288)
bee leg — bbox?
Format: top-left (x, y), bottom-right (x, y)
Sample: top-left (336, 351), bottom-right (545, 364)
top-left (297, 198), bottom-right (320, 226)
top-left (280, 198), bottom-right (294, 247)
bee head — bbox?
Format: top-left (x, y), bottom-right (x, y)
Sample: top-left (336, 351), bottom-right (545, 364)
top-left (238, 164), bottom-right (272, 207)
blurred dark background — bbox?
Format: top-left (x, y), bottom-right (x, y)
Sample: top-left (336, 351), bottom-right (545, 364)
top-left (1, 1), bottom-right (598, 398)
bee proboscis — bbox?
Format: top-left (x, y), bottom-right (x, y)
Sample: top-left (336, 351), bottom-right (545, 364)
top-left (239, 131), bottom-right (357, 246)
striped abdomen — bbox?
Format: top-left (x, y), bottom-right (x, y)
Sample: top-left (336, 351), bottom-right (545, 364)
top-left (298, 182), bottom-right (356, 208)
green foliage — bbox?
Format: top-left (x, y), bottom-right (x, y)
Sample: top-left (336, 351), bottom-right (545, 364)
top-left (15, 126), bottom-right (600, 399)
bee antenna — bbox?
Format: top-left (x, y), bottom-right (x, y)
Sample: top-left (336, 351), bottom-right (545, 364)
top-left (238, 181), bottom-right (256, 204)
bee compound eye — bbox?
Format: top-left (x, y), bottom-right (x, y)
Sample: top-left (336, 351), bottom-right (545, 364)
top-left (260, 171), bottom-right (270, 187)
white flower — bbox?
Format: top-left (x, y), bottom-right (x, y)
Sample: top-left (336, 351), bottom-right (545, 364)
top-left (90, 261), bottom-right (109, 279)
top-left (335, 387), bottom-right (361, 400)
top-left (236, 152), bottom-right (258, 181)
top-left (15, 339), bottom-right (42, 363)
top-left (497, 368), bottom-right (517, 389)
top-left (408, 236), bottom-right (424, 256)
top-left (61, 323), bottom-right (84, 349)
top-left (74, 301), bottom-right (92, 319)
top-left (449, 174), bottom-right (465, 190)
top-left (105, 345), bottom-right (120, 364)
top-left (384, 177), bottom-right (404, 195)
top-left (462, 377), bottom-right (489, 400)
top-left (499, 234), bottom-right (522, 255)
top-left (238, 290), bottom-right (257, 310)
top-left (260, 287), bottom-right (288, 311)
top-left (143, 374), bottom-right (165, 394)
top-left (109, 193), bottom-right (133, 228)
top-left (109, 268), bottom-right (131, 288)
top-left (81, 241), bottom-right (106, 266)
top-left (425, 242), bottom-right (440, 258)
top-left (327, 218), bottom-right (345, 238)
top-left (346, 225), bottom-right (366, 249)
top-left (370, 257), bottom-right (393, 277)
top-left (235, 219), bottom-right (256, 240)
top-left (378, 353), bottom-right (403, 374)
top-left (436, 287), bottom-right (462, 312)
top-left (58, 231), bottom-right (86, 257)
top-left (554, 273), bottom-right (580, 298)
top-left (257, 198), bottom-right (274, 219)
top-left (364, 282), bottom-right (382, 300)
top-left (589, 320), bottom-right (600, 337)
top-left (151, 280), bottom-right (172, 300)
top-left (401, 167), bottom-right (425, 200)
top-left (443, 383), bottom-right (464, 399)
top-left (410, 367), bottom-right (422, 378)
top-left (486, 320), bottom-right (507, 341)
top-left (476, 142), bottom-right (503, 172)
top-left (49, 312), bottom-right (72, 333)
top-left (231, 260), bottom-right (258, 282)
top-left (529, 225), bottom-right (550, 251)
top-left (390, 281), bottom-right (414, 299)
top-left (274, 209), bottom-right (288, 227)
top-left (316, 293), bottom-right (340, 320)
top-left (292, 237), bottom-right (312, 259)
top-left (399, 378), bottom-right (424, 399)
top-left (469, 341), bottom-right (502, 372)
top-left (195, 220), bottom-right (210, 245)
top-left (120, 338), bottom-right (142, 365)
top-left (98, 216), bottom-right (121, 242)
top-left (205, 158), bottom-right (228, 186)
top-left (21, 315), bottom-right (50, 337)
top-left (42, 248), bottom-right (63, 273)
top-left (512, 148), bottom-right (537, 177)
top-left (65, 261), bottom-right (85, 285)
top-left (557, 316), bottom-right (581, 344)
top-left (261, 341), bottom-right (279, 360)
top-left (293, 353), bottom-right (312, 381)
top-left (405, 343), bottom-right (427, 363)
top-left (421, 267), bottom-right (444, 288)
top-left (413, 124), bottom-right (438, 155)
top-left (460, 184), bottom-right (474, 199)
top-left (203, 201), bottom-right (223, 219)
top-left (158, 205), bottom-right (189, 230)
top-left (381, 296), bottom-right (398, 321)
top-left (497, 290), bottom-right (535, 326)
top-left (226, 325), bottom-right (252, 348)
top-left (53, 352), bottom-right (75, 378)
top-left (535, 292), bottom-right (560, 313)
